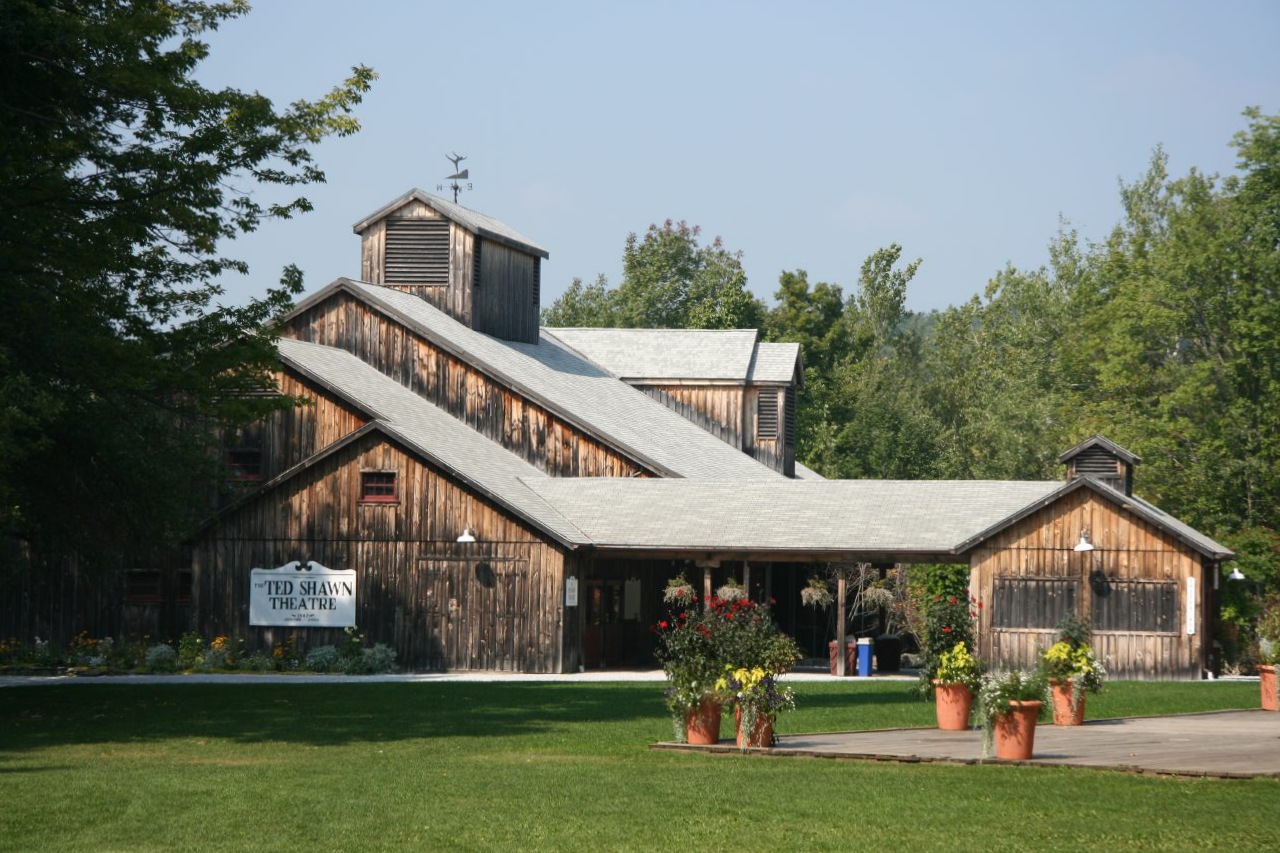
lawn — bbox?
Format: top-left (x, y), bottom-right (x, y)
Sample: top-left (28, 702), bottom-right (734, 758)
top-left (0, 679), bottom-right (1272, 852)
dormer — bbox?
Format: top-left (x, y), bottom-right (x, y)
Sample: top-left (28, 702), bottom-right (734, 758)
top-left (542, 328), bottom-right (804, 477)
top-left (1058, 435), bottom-right (1140, 495)
top-left (353, 189), bottom-right (549, 344)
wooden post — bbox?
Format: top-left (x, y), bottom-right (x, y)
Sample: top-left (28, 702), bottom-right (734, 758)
top-left (703, 564), bottom-right (713, 609)
top-left (836, 570), bottom-right (848, 677)
top-left (743, 561), bottom-right (751, 600)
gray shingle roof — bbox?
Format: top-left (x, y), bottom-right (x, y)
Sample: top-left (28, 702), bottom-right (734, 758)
top-left (518, 478), bottom-right (1063, 554)
top-left (351, 189), bottom-right (549, 259)
top-left (747, 341), bottom-right (801, 384)
top-left (329, 281), bottom-right (783, 480)
top-left (543, 327), bottom-right (760, 381)
top-left (276, 338), bottom-right (587, 545)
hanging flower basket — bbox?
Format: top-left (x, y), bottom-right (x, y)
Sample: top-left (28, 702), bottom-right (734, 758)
top-left (801, 577), bottom-right (833, 609)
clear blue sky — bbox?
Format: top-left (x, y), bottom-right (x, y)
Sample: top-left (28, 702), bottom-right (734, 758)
top-left (199, 0), bottom-right (1279, 314)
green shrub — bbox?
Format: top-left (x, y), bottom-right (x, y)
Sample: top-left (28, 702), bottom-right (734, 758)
top-left (305, 645), bottom-right (341, 672)
top-left (145, 644), bottom-right (177, 673)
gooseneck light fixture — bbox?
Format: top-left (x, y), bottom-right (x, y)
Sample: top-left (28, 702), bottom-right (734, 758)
top-left (1073, 531), bottom-right (1095, 553)
top-left (456, 527), bottom-right (477, 543)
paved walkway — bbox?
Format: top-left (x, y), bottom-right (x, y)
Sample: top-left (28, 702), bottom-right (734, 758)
top-left (0, 668), bottom-right (920, 687)
top-left (655, 710), bottom-right (1280, 779)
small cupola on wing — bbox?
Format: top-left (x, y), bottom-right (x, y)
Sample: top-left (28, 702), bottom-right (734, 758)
top-left (353, 189), bottom-right (549, 344)
top-left (1058, 435), bottom-right (1140, 495)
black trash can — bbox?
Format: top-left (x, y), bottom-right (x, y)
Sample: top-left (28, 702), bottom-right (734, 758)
top-left (874, 634), bottom-right (903, 673)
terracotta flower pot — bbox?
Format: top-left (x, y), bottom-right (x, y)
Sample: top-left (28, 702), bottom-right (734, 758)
top-left (733, 705), bottom-right (774, 748)
top-left (1050, 679), bottom-right (1086, 726)
top-left (685, 698), bottom-right (723, 744)
top-left (993, 700), bottom-right (1042, 760)
top-left (1260, 665), bottom-right (1278, 712)
top-left (933, 681), bottom-right (974, 731)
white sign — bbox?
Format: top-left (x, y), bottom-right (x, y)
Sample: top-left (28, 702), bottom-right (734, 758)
top-left (564, 576), bottom-right (578, 607)
top-left (1185, 576), bottom-right (1196, 636)
top-left (250, 561), bottom-right (356, 627)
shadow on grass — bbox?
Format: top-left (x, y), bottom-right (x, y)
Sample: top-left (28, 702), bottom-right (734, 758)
top-left (0, 682), bottom-right (667, 753)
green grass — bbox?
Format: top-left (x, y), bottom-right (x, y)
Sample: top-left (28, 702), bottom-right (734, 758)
top-left (0, 680), bottom-right (1271, 852)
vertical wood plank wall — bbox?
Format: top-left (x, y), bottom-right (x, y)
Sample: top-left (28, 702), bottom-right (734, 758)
top-left (472, 241), bottom-right (539, 344)
top-left (191, 433), bottom-right (568, 672)
top-left (285, 293), bottom-right (652, 478)
top-left (636, 384), bottom-right (745, 449)
top-left (971, 488), bottom-right (1206, 680)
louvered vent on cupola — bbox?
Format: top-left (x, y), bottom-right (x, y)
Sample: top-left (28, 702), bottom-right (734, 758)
top-left (384, 218), bottom-right (450, 285)
top-left (757, 392), bottom-right (779, 439)
top-left (1058, 436), bottom-right (1139, 496)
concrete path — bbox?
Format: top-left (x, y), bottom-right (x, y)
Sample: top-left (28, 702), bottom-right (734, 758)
top-left (656, 710), bottom-right (1280, 779)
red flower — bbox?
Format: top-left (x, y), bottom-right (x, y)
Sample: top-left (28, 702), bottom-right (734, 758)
top-left (942, 627), bottom-right (952, 633)
top-left (659, 620), bottom-right (669, 630)
top-left (948, 596), bottom-right (958, 604)
top-left (977, 602), bottom-right (983, 608)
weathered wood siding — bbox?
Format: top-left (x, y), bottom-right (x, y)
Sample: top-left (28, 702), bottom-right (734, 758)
top-left (744, 385), bottom-right (796, 477)
top-left (191, 432), bottom-right (569, 672)
top-left (635, 383), bottom-right (744, 449)
top-left (360, 201), bottom-right (476, 329)
top-left (285, 293), bottom-right (652, 478)
top-left (0, 551), bottom-right (190, 646)
top-left (472, 240), bottom-right (540, 344)
top-left (970, 488), bottom-right (1207, 680)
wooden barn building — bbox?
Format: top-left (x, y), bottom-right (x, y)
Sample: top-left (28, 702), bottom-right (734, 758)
top-left (155, 191), bottom-right (1234, 678)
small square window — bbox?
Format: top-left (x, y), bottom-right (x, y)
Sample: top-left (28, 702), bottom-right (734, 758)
top-left (361, 471), bottom-right (398, 503)
top-left (125, 569), bottom-right (163, 603)
top-left (226, 449), bottom-right (262, 481)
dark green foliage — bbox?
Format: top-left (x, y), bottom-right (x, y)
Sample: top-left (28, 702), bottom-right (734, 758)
top-left (0, 0), bottom-right (373, 570)
top-left (542, 220), bottom-right (765, 329)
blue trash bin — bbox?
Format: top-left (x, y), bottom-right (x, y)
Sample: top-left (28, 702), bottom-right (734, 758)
top-left (856, 638), bottom-right (873, 677)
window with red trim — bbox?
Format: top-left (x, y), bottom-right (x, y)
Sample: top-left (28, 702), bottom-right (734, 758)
top-left (361, 471), bottom-right (398, 503)
top-left (226, 449), bottom-right (263, 481)
top-left (125, 570), bottom-right (163, 603)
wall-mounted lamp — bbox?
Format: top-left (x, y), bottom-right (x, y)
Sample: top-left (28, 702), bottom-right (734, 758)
top-left (1073, 531), bottom-right (1095, 553)
top-left (456, 527), bottom-right (477, 543)
top-left (1227, 566), bottom-right (1246, 581)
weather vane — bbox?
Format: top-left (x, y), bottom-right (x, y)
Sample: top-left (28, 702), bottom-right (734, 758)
top-left (438, 152), bottom-right (472, 203)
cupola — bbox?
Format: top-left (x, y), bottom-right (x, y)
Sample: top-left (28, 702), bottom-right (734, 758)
top-left (1058, 435), bottom-right (1140, 496)
top-left (353, 189), bottom-right (549, 344)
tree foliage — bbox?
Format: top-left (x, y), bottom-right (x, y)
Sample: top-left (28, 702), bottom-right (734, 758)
top-left (0, 0), bottom-right (373, 568)
top-left (542, 220), bottom-right (765, 329)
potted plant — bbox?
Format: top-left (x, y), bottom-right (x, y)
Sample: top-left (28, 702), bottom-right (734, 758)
top-left (716, 577), bottom-right (747, 602)
top-left (1037, 615), bottom-right (1105, 725)
top-left (653, 609), bottom-right (725, 744)
top-left (801, 576), bottom-right (833, 609)
top-left (1038, 641), bottom-right (1106, 725)
top-left (1257, 593), bottom-right (1280, 712)
top-left (663, 573), bottom-right (696, 607)
top-left (916, 589), bottom-right (980, 697)
top-left (977, 670), bottom-right (1047, 760)
top-left (716, 665), bottom-right (796, 749)
top-left (653, 595), bottom-right (800, 743)
top-left (932, 641), bottom-right (983, 730)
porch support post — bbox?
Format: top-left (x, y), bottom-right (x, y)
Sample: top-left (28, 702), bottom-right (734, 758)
top-left (836, 570), bottom-right (848, 677)
top-left (703, 564), bottom-right (713, 609)
top-left (743, 561), bottom-right (751, 600)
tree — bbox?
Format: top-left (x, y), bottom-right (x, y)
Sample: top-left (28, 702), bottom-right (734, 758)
top-left (541, 220), bottom-right (765, 329)
top-left (0, 0), bottom-right (374, 569)
top-left (540, 274), bottom-right (617, 327)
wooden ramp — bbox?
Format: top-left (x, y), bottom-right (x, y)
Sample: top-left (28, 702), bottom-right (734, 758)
top-left (654, 710), bottom-right (1280, 779)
